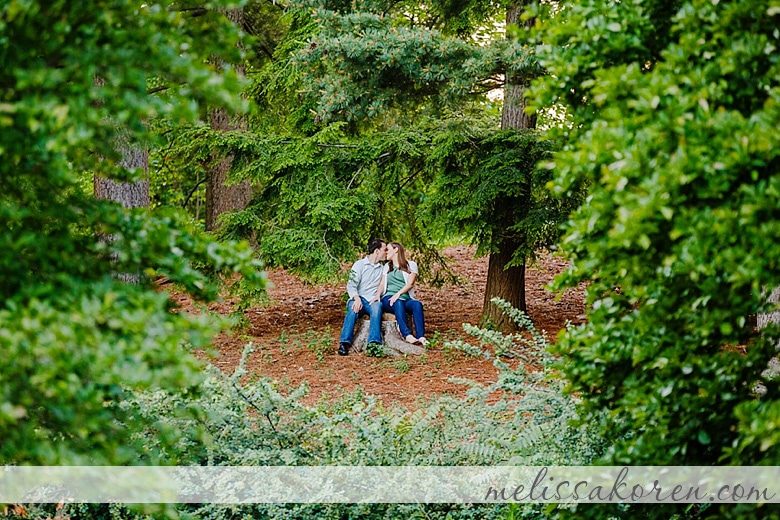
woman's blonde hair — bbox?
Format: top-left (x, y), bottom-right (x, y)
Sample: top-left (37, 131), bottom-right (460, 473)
top-left (389, 242), bottom-right (410, 273)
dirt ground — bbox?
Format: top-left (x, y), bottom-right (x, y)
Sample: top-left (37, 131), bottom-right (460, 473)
top-left (172, 246), bottom-right (586, 409)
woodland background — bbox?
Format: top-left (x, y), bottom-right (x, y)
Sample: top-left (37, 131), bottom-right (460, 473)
top-left (2, 0), bottom-right (780, 518)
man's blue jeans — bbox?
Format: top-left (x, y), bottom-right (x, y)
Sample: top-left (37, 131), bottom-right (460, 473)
top-left (339, 296), bottom-right (383, 345)
top-left (381, 295), bottom-right (425, 339)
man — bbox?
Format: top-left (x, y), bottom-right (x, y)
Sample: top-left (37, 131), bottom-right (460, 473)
top-left (338, 238), bottom-right (387, 356)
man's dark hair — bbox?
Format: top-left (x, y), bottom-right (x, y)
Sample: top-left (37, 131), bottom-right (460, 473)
top-left (367, 238), bottom-right (385, 255)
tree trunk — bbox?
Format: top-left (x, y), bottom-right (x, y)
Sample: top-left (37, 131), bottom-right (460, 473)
top-left (482, 238), bottom-right (527, 331)
top-left (757, 287), bottom-right (780, 330)
top-left (757, 288), bottom-right (780, 382)
top-left (94, 129), bottom-right (149, 283)
top-left (206, 107), bottom-right (252, 231)
top-left (93, 148), bottom-right (150, 209)
top-left (501, 82), bottom-right (537, 130)
top-left (205, 7), bottom-right (252, 231)
top-left (480, 1), bottom-right (535, 331)
top-left (92, 78), bottom-right (150, 209)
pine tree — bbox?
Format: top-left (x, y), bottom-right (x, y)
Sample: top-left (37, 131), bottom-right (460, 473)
top-left (211, 1), bottom-right (574, 327)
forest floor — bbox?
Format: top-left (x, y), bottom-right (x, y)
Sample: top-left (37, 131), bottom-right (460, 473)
top-left (171, 246), bottom-right (587, 410)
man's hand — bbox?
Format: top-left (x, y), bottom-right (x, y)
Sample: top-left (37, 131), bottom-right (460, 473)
top-left (352, 299), bottom-right (363, 313)
top-left (389, 295), bottom-right (399, 306)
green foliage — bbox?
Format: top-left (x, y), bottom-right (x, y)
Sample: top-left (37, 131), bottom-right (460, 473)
top-left (0, 284), bottom-right (212, 465)
top-left (280, 327), bottom-right (334, 362)
top-left (424, 120), bottom-right (576, 262)
top-left (365, 341), bottom-right (388, 358)
top-left (156, 0), bottom-right (566, 295)
top-left (148, 120), bottom-right (209, 220)
top-left (168, 124), bottom-right (376, 281)
top-left (532, 0), bottom-right (780, 515)
top-left (294, 0), bottom-right (540, 123)
top-left (241, 0), bottom-right (568, 307)
top-left (245, 0), bottom-right (289, 70)
top-left (303, 327), bottom-right (333, 362)
top-left (46, 300), bottom-right (592, 519)
top-left (2, 502), bottom-right (176, 520)
top-left (0, 0), bottom-right (265, 465)
top-left (448, 298), bottom-right (604, 465)
top-left (6, 301), bottom-right (597, 518)
top-left (249, 8), bottom-right (322, 135)
top-left (391, 355), bottom-right (412, 374)
top-left (211, 109), bottom-right (572, 283)
top-left (424, 330), bottom-right (446, 350)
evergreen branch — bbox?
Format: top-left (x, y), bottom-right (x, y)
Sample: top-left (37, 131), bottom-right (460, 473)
top-left (321, 231), bottom-right (341, 267)
top-left (278, 140), bottom-right (357, 149)
top-left (346, 164), bottom-right (365, 190)
top-left (174, 6), bottom-right (208, 17)
top-left (182, 176), bottom-right (207, 209)
top-left (318, 143), bottom-right (358, 149)
top-left (228, 379), bottom-right (287, 451)
top-left (393, 166), bottom-right (424, 197)
top-left (256, 42), bottom-right (276, 61)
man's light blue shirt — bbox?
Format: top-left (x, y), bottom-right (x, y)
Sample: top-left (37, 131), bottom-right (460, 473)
top-left (347, 257), bottom-right (384, 301)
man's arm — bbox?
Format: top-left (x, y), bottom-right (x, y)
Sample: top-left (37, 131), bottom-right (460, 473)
top-left (346, 262), bottom-right (361, 300)
top-left (346, 261), bottom-right (364, 313)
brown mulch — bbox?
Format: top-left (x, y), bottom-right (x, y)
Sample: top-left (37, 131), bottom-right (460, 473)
top-left (171, 246), bottom-right (586, 410)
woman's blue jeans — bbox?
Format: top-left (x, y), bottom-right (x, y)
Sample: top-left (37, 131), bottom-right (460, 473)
top-left (381, 295), bottom-right (425, 339)
top-left (339, 297), bottom-right (383, 345)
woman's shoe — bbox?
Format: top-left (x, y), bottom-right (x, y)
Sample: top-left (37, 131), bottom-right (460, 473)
top-left (417, 337), bottom-right (429, 347)
top-left (405, 334), bottom-right (420, 344)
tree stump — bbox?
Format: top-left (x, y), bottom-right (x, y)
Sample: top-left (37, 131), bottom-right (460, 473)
top-left (353, 313), bottom-right (426, 356)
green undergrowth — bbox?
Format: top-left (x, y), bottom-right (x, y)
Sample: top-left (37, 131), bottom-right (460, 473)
top-left (11, 299), bottom-right (602, 520)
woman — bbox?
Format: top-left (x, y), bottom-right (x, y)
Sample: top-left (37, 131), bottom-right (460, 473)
top-left (371, 242), bottom-right (427, 346)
